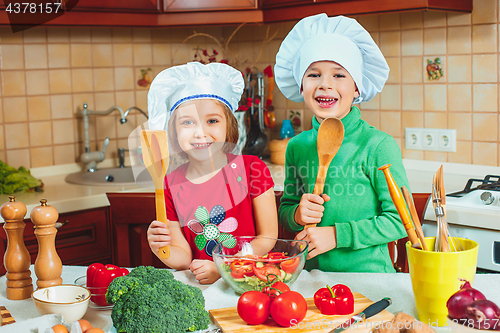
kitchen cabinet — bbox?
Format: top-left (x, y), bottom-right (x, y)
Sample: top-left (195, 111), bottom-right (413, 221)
top-left (70, 0), bottom-right (162, 13)
top-left (262, 0), bottom-right (472, 23)
top-left (163, 0), bottom-right (257, 11)
top-left (107, 192), bottom-right (164, 268)
top-left (0, 206), bottom-right (112, 276)
top-left (0, 0), bottom-right (471, 28)
top-left (106, 191), bottom-right (430, 272)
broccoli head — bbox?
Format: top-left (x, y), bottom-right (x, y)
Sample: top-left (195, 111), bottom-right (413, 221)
top-left (106, 266), bottom-right (210, 333)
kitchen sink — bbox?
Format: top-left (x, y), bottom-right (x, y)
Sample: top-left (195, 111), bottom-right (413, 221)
top-left (65, 167), bottom-right (153, 186)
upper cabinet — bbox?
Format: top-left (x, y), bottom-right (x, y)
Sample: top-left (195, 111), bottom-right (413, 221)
top-left (164, 0), bottom-right (258, 11)
top-left (0, 0), bottom-right (472, 28)
top-left (262, 0), bottom-right (473, 22)
top-left (71, 0), bottom-right (162, 13)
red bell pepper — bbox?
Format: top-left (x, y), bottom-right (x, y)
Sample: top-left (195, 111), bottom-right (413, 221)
top-left (314, 284), bottom-right (354, 315)
top-left (86, 263), bottom-right (129, 306)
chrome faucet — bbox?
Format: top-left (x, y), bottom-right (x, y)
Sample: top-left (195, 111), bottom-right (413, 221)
top-left (79, 102), bottom-right (127, 172)
top-left (122, 106), bottom-right (149, 122)
top-left (118, 148), bottom-right (129, 168)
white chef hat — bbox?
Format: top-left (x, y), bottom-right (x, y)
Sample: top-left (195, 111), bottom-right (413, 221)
top-left (148, 62), bottom-right (244, 131)
top-left (274, 14), bottom-right (389, 104)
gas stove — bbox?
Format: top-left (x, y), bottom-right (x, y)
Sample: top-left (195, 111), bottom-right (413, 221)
top-left (422, 175), bottom-right (500, 272)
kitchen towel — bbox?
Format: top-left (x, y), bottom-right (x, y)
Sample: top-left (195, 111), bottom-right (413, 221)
top-left (0, 313), bottom-right (62, 332)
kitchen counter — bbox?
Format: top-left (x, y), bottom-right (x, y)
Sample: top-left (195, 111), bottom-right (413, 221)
top-left (1, 265), bottom-right (499, 333)
top-left (1, 159), bottom-right (499, 222)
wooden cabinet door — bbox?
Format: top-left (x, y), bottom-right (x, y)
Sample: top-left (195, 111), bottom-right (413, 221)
top-left (0, 207), bottom-right (112, 276)
top-left (107, 192), bottom-right (165, 268)
top-left (164, 0), bottom-right (257, 11)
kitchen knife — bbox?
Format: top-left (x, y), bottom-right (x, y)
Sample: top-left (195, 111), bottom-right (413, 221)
top-left (329, 297), bottom-right (392, 333)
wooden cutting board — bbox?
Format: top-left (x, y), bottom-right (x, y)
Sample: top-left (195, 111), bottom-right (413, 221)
top-left (209, 292), bottom-right (394, 333)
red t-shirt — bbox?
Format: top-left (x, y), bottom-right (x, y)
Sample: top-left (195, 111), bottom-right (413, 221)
top-left (164, 154), bottom-right (274, 260)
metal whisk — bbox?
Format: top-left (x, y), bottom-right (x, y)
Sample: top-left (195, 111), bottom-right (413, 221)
top-left (432, 184), bottom-right (463, 252)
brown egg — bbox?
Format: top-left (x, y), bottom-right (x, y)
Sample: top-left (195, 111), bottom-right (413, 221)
top-left (86, 328), bottom-right (104, 333)
top-left (52, 324), bottom-right (69, 333)
top-left (78, 319), bottom-right (92, 332)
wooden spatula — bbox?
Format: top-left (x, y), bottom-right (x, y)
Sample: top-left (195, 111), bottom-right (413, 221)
top-left (306, 117), bottom-right (344, 228)
top-left (141, 130), bottom-right (170, 259)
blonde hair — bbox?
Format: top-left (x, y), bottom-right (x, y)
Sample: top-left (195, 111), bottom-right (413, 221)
top-left (168, 99), bottom-right (239, 159)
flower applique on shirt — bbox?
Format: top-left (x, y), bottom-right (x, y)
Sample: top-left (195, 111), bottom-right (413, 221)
top-left (187, 205), bottom-right (238, 257)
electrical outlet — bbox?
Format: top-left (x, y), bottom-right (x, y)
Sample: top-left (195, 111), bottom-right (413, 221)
top-left (405, 128), bottom-right (456, 152)
top-left (437, 129), bottom-right (456, 152)
top-left (405, 128), bottom-right (422, 150)
top-left (423, 130), bottom-right (437, 149)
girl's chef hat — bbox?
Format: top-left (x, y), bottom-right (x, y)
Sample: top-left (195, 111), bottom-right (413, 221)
top-left (148, 62), bottom-right (244, 131)
top-left (274, 14), bottom-right (389, 104)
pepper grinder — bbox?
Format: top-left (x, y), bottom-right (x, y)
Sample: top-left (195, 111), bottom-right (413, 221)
top-left (1, 196), bottom-right (33, 300)
top-left (31, 199), bottom-right (62, 288)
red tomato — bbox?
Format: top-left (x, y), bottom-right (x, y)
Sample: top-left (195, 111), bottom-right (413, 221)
top-left (237, 291), bottom-right (271, 325)
top-left (280, 257), bottom-right (300, 274)
top-left (270, 291), bottom-right (308, 327)
top-left (253, 265), bottom-right (281, 282)
top-left (262, 281), bottom-right (291, 298)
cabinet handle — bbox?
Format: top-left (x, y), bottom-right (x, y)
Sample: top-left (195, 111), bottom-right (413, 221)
top-left (55, 220), bottom-right (69, 229)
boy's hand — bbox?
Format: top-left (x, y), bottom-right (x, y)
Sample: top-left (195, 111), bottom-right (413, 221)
top-left (295, 226), bottom-right (337, 259)
top-left (294, 193), bottom-right (330, 226)
top-left (147, 220), bottom-right (171, 254)
top-left (189, 260), bottom-right (221, 284)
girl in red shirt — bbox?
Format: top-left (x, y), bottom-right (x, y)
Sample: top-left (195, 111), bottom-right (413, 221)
top-left (147, 62), bottom-right (278, 284)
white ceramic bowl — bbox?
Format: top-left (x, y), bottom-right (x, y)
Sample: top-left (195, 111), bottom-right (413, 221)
top-left (32, 284), bottom-right (90, 323)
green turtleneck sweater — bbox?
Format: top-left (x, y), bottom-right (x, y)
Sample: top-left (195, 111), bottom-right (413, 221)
top-left (278, 106), bottom-right (409, 273)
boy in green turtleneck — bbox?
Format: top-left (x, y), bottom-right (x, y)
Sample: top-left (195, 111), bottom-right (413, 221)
top-left (274, 14), bottom-right (409, 273)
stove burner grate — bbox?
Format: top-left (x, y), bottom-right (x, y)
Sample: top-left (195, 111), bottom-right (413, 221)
top-left (447, 175), bottom-right (500, 198)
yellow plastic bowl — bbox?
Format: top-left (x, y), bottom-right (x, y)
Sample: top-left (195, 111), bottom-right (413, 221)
top-left (406, 237), bottom-right (479, 327)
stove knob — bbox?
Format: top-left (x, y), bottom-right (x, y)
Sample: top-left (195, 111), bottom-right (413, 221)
top-left (480, 191), bottom-right (494, 205)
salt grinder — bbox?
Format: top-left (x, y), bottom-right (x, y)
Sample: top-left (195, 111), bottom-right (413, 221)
top-left (31, 199), bottom-right (62, 288)
top-left (1, 196), bottom-right (33, 300)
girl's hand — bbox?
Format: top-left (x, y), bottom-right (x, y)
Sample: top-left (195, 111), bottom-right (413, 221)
top-left (147, 220), bottom-right (171, 254)
top-left (294, 193), bottom-right (330, 226)
top-left (295, 226), bottom-right (337, 259)
top-left (189, 260), bottom-right (221, 284)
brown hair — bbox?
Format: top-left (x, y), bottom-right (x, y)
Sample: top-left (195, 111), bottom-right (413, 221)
top-left (167, 99), bottom-right (239, 159)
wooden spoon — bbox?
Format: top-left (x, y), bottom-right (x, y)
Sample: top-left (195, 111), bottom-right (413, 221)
top-left (401, 186), bottom-right (428, 251)
top-left (141, 130), bottom-right (170, 259)
top-left (306, 117), bottom-right (344, 228)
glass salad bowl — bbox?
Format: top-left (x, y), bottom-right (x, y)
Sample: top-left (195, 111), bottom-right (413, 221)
top-left (74, 276), bottom-right (113, 310)
top-left (213, 236), bottom-right (308, 294)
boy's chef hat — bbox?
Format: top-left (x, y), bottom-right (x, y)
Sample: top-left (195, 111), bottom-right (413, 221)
top-left (148, 62), bottom-right (244, 131)
top-left (274, 14), bottom-right (389, 104)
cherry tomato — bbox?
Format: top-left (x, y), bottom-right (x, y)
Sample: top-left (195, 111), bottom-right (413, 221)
top-left (262, 281), bottom-right (290, 298)
top-left (237, 290), bottom-right (271, 325)
top-left (270, 291), bottom-right (308, 327)
top-left (253, 265), bottom-right (281, 282)
top-left (280, 256), bottom-right (300, 274)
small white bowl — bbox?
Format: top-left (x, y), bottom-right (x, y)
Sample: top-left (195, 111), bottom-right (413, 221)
top-left (32, 284), bottom-right (90, 323)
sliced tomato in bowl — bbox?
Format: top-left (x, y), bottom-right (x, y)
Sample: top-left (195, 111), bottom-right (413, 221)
top-left (280, 256), bottom-right (300, 274)
top-left (230, 259), bottom-right (255, 279)
top-left (253, 264), bottom-right (281, 282)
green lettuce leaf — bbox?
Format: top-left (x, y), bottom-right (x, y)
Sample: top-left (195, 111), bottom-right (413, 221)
top-left (0, 160), bottom-right (43, 194)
